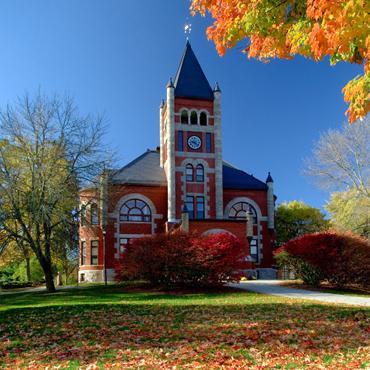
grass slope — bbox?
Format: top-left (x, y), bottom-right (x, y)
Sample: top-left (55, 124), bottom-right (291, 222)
top-left (0, 284), bottom-right (369, 369)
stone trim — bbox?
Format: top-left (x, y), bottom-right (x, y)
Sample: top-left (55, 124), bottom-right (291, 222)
top-left (166, 86), bottom-right (176, 223)
top-left (224, 196), bottom-right (264, 263)
top-left (213, 90), bottom-right (223, 218)
top-left (174, 125), bottom-right (216, 133)
top-left (224, 197), bottom-right (263, 220)
top-left (175, 151), bottom-right (216, 158)
top-left (179, 158), bottom-right (211, 218)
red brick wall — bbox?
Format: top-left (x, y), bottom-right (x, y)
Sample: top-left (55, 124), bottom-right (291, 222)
top-left (189, 220), bottom-right (246, 241)
top-left (222, 188), bottom-right (275, 267)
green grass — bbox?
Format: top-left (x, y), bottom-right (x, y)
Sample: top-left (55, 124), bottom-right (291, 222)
top-left (0, 283), bottom-right (369, 369)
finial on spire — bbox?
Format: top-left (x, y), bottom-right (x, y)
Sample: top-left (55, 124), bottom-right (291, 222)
top-left (184, 19), bottom-right (192, 40)
top-left (166, 78), bottom-right (174, 88)
top-left (213, 82), bottom-right (221, 92)
top-left (266, 172), bottom-right (274, 183)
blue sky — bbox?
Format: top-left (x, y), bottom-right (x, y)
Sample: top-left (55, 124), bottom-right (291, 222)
top-left (0, 0), bottom-right (362, 210)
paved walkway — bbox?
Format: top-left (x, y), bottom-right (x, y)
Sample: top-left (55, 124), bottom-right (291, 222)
top-left (230, 280), bottom-right (370, 307)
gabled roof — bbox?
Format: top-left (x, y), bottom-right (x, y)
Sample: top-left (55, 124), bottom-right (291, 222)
top-left (173, 41), bottom-right (214, 101)
top-left (222, 162), bottom-right (268, 190)
top-left (110, 150), bottom-right (166, 186)
top-left (110, 150), bottom-right (268, 191)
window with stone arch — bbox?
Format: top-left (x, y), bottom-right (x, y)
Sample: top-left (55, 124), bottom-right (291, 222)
top-left (195, 164), bottom-right (204, 182)
top-left (228, 202), bottom-right (258, 224)
top-left (199, 111), bottom-right (208, 126)
top-left (180, 110), bottom-right (189, 124)
top-left (186, 164), bottom-right (194, 182)
top-left (119, 199), bottom-right (151, 222)
top-left (190, 111), bottom-right (198, 125)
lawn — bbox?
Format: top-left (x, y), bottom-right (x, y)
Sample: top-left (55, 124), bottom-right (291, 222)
top-left (0, 284), bottom-right (369, 369)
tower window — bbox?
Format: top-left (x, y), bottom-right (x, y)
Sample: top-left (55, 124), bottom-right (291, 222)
top-left (120, 199), bottom-right (151, 222)
top-left (186, 164), bottom-right (194, 182)
top-left (185, 196), bottom-right (194, 219)
top-left (200, 112), bottom-right (207, 126)
top-left (81, 241), bottom-right (86, 265)
top-left (90, 203), bottom-right (98, 225)
top-left (190, 111), bottom-right (198, 125)
top-left (91, 240), bottom-right (99, 265)
top-left (178, 131), bottom-right (184, 151)
top-left (196, 196), bottom-right (205, 219)
top-left (195, 164), bottom-right (204, 182)
top-left (206, 133), bottom-right (212, 153)
top-left (181, 110), bottom-right (189, 124)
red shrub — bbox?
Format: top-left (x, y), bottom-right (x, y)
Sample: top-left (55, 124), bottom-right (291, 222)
top-left (114, 231), bottom-right (248, 287)
top-left (275, 231), bottom-right (370, 287)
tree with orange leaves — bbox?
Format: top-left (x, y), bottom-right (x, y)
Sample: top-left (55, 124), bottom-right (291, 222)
top-left (191, 0), bottom-right (369, 123)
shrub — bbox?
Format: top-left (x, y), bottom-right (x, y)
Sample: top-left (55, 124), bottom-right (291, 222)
top-left (275, 231), bottom-right (370, 288)
top-left (275, 249), bottom-right (324, 286)
top-left (115, 231), bottom-right (248, 287)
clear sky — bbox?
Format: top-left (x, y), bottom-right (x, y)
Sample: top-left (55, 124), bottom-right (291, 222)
top-left (0, 0), bottom-right (362, 211)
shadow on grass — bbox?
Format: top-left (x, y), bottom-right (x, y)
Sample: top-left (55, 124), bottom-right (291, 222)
top-left (0, 285), bottom-right (369, 368)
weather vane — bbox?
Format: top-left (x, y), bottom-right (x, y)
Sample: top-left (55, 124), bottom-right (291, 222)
top-left (184, 19), bottom-right (192, 40)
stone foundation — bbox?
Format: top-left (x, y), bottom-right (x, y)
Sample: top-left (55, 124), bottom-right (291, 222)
top-left (243, 268), bottom-right (277, 280)
top-left (78, 268), bottom-right (116, 283)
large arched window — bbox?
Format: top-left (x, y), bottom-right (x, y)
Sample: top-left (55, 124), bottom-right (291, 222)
top-left (180, 110), bottom-right (189, 124)
top-left (120, 199), bottom-right (151, 222)
top-left (186, 164), bottom-right (194, 182)
top-left (190, 111), bottom-right (198, 125)
top-left (90, 203), bottom-right (99, 225)
top-left (200, 112), bottom-right (207, 126)
top-left (195, 164), bottom-right (204, 182)
top-left (228, 202), bottom-right (258, 224)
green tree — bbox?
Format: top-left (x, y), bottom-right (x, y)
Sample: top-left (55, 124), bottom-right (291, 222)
top-left (326, 188), bottom-right (370, 238)
top-left (276, 200), bottom-right (330, 245)
top-left (0, 93), bottom-right (110, 292)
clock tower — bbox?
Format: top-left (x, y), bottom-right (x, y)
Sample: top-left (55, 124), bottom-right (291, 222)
top-left (160, 41), bottom-right (223, 227)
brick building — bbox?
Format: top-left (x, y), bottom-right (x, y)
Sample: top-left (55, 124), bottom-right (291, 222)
top-left (79, 42), bottom-right (276, 282)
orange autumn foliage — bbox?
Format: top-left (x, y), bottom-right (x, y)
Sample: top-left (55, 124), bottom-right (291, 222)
top-left (191, 0), bottom-right (370, 122)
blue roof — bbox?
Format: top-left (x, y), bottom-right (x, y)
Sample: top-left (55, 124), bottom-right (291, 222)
top-left (174, 41), bottom-right (214, 101)
top-left (110, 150), bottom-right (268, 191)
top-left (223, 163), bottom-right (267, 190)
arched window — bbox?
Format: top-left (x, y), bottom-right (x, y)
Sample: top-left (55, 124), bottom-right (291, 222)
top-left (190, 111), bottom-right (198, 125)
top-left (120, 199), bottom-right (151, 222)
top-left (228, 202), bottom-right (258, 224)
top-left (195, 164), bottom-right (204, 182)
top-left (186, 164), bottom-right (194, 182)
top-left (180, 110), bottom-right (189, 124)
top-left (90, 203), bottom-right (98, 225)
top-left (200, 112), bottom-right (207, 126)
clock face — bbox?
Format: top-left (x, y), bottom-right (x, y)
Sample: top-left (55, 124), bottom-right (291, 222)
top-left (187, 135), bottom-right (202, 150)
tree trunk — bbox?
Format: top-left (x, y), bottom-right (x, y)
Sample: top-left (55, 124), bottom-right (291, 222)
top-left (37, 252), bottom-right (56, 293)
top-left (44, 265), bottom-right (56, 292)
top-left (25, 257), bottom-right (31, 283)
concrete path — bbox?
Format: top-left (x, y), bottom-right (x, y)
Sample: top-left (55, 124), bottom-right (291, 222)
top-left (0, 285), bottom-right (79, 296)
top-left (230, 280), bottom-right (370, 307)
top-left (0, 286), bottom-right (47, 296)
